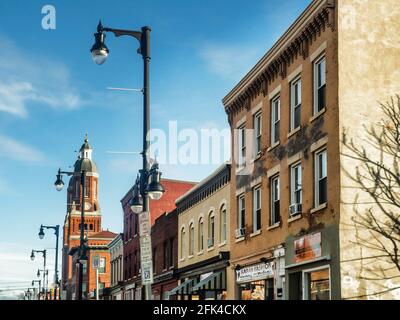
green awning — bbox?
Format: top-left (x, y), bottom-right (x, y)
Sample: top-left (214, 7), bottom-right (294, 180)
top-left (192, 271), bottom-right (226, 291)
top-left (168, 278), bottom-right (198, 296)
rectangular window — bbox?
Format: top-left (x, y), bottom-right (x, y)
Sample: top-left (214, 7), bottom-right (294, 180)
top-left (304, 267), bottom-right (330, 300)
top-left (208, 215), bottom-right (215, 247)
top-left (254, 112), bottom-right (262, 156)
top-left (238, 194), bottom-right (245, 230)
top-left (270, 176), bottom-right (280, 226)
top-left (163, 241), bottom-right (168, 270)
top-left (315, 149), bottom-right (327, 206)
top-left (238, 125), bottom-right (246, 168)
top-left (290, 78), bottom-right (302, 131)
top-left (271, 97), bottom-right (280, 145)
top-left (253, 186), bottom-right (262, 232)
top-left (169, 238), bottom-right (174, 267)
top-left (84, 178), bottom-right (90, 198)
top-left (220, 207), bottom-right (227, 243)
top-left (290, 163), bottom-right (302, 206)
top-left (93, 180), bottom-right (97, 199)
top-left (313, 56), bottom-right (326, 114)
top-left (199, 220), bottom-right (204, 252)
top-left (99, 257), bottom-right (106, 273)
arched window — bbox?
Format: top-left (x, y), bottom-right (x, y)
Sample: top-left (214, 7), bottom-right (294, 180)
top-left (189, 223), bottom-right (194, 256)
top-left (198, 217), bottom-right (204, 252)
top-left (208, 211), bottom-right (215, 248)
top-left (180, 227), bottom-right (186, 259)
top-left (220, 204), bottom-right (227, 243)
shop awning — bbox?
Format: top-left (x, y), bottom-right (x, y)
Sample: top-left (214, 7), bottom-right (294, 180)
top-left (168, 278), bottom-right (198, 296)
top-left (192, 270), bottom-right (226, 291)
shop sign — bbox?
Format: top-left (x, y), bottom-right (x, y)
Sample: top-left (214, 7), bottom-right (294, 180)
top-left (236, 262), bottom-right (274, 283)
top-left (294, 232), bottom-right (321, 263)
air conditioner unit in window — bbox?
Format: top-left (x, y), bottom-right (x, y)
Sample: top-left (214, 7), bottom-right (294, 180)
top-left (207, 238), bottom-right (214, 247)
top-left (235, 228), bottom-right (246, 239)
top-left (289, 203), bottom-right (302, 216)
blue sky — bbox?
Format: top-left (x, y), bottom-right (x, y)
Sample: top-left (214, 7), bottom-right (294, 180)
top-left (0, 0), bottom-right (310, 297)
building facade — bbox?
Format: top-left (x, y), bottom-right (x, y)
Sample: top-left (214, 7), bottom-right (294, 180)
top-left (151, 210), bottom-right (179, 300)
top-left (61, 136), bottom-right (117, 300)
top-left (222, 0), bottom-right (400, 300)
top-left (170, 163), bottom-right (232, 300)
top-left (120, 179), bottom-right (196, 300)
top-left (108, 233), bottom-right (124, 300)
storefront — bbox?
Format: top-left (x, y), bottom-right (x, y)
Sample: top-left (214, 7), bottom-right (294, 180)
top-left (168, 254), bottom-right (230, 300)
top-left (152, 270), bottom-right (178, 300)
top-left (285, 226), bottom-right (340, 300)
top-left (235, 261), bottom-right (275, 300)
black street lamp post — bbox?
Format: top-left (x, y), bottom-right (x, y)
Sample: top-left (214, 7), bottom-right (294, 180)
top-left (31, 249), bottom-right (47, 299)
top-left (31, 280), bottom-right (41, 300)
top-left (54, 168), bottom-right (87, 300)
top-left (39, 224), bottom-right (60, 300)
top-left (90, 20), bottom-right (165, 300)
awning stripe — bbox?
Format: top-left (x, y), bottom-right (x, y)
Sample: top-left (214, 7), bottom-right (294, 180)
top-left (192, 271), bottom-right (226, 291)
top-left (168, 278), bottom-right (197, 295)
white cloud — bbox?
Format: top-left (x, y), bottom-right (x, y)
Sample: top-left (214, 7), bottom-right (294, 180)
top-left (0, 35), bottom-right (83, 118)
top-left (0, 135), bottom-right (46, 163)
top-left (198, 43), bottom-right (262, 80)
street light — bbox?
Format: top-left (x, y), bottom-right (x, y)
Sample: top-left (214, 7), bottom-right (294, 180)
top-left (91, 20), bottom-right (165, 300)
top-left (30, 249), bottom-right (47, 300)
top-left (54, 167), bottom-right (87, 300)
top-left (38, 224), bottom-right (60, 300)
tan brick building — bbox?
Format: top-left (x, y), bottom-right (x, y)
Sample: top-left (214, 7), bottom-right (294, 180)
top-left (171, 162), bottom-right (232, 300)
top-left (223, 0), bottom-right (400, 300)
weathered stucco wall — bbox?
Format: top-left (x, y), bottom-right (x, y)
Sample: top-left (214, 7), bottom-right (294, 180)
top-left (338, 0), bottom-right (400, 300)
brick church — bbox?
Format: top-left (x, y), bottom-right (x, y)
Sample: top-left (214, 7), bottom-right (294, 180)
top-left (61, 136), bottom-right (117, 300)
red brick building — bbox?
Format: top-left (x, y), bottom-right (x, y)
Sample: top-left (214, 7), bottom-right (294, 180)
top-left (120, 179), bottom-right (196, 300)
top-left (151, 209), bottom-right (178, 300)
top-left (61, 136), bottom-right (117, 300)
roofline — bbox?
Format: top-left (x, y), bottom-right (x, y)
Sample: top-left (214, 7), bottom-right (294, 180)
top-left (175, 161), bottom-right (231, 205)
top-left (222, 0), bottom-right (329, 106)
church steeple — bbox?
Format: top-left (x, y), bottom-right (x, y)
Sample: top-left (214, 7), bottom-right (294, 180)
top-left (79, 133), bottom-right (93, 160)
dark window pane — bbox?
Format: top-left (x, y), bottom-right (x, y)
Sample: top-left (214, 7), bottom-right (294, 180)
top-left (318, 85), bottom-right (326, 111)
top-left (256, 209), bottom-right (261, 230)
top-left (319, 177), bottom-right (327, 204)
top-left (274, 122), bottom-right (280, 143)
top-left (294, 104), bottom-right (301, 128)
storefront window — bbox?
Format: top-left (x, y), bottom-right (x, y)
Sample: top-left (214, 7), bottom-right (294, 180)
top-left (306, 268), bottom-right (330, 300)
top-left (239, 281), bottom-right (265, 300)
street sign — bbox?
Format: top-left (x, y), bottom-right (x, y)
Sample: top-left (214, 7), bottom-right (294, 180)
top-left (138, 211), bottom-right (153, 285)
top-left (92, 255), bottom-right (100, 269)
top-left (139, 211), bottom-right (151, 236)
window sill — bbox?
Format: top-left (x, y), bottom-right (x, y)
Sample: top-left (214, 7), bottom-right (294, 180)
top-left (235, 237), bottom-right (245, 243)
top-left (287, 127), bottom-right (301, 138)
top-left (197, 250), bottom-right (204, 256)
top-left (288, 214), bottom-right (302, 223)
top-left (251, 153), bottom-right (262, 163)
top-left (310, 107), bottom-right (326, 122)
top-left (310, 203), bottom-right (327, 214)
top-left (218, 241), bottom-right (227, 247)
top-left (267, 223), bottom-right (281, 231)
top-left (267, 142), bottom-right (280, 152)
top-left (179, 258), bottom-right (185, 262)
top-left (188, 255), bottom-right (194, 259)
top-left (250, 230), bottom-right (262, 238)
top-left (207, 246), bottom-right (215, 252)
top-left (236, 166), bottom-right (247, 175)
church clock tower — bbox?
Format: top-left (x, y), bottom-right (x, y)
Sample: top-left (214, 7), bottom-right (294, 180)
top-left (61, 135), bottom-right (102, 299)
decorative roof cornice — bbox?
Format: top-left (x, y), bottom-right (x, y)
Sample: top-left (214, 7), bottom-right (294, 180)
top-left (222, 0), bottom-right (335, 121)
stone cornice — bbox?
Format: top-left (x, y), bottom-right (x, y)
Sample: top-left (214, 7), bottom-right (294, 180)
top-left (223, 0), bottom-right (335, 122)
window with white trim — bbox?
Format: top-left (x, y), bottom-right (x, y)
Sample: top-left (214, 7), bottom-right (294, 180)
top-left (271, 97), bottom-right (280, 145)
top-left (313, 56), bottom-right (326, 114)
top-left (290, 163), bottom-right (302, 206)
top-left (254, 112), bottom-right (262, 155)
top-left (198, 217), bottom-right (204, 252)
top-left (238, 194), bottom-right (245, 230)
top-left (208, 212), bottom-right (215, 248)
top-left (220, 205), bottom-right (227, 243)
top-left (189, 223), bottom-right (194, 256)
top-left (290, 78), bottom-right (302, 131)
top-left (270, 176), bottom-right (280, 225)
top-left (180, 227), bottom-right (185, 259)
top-left (253, 186), bottom-right (261, 232)
top-left (238, 125), bottom-right (246, 168)
top-left (315, 149), bottom-right (327, 206)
